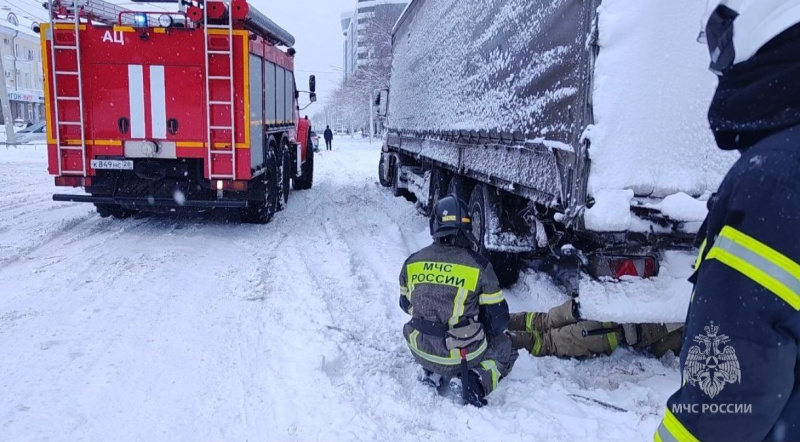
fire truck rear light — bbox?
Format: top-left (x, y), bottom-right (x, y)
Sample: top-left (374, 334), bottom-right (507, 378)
top-left (216, 180), bottom-right (248, 191)
top-left (589, 255), bottom-right (659, 281)
top-left (55, 176), bottom-right (91, 187)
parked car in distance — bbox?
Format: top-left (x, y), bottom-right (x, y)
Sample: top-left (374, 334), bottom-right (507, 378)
top-left (310, 130), bottom-right (320, 152)
top-left (15, 122), bottom-right (47, 144)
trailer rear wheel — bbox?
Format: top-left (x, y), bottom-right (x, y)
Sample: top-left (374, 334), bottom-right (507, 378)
top-left (293, 136), bottom-right (314, 190)
top-left (469, 184), bottom-right (521, 287)
top-left (243, 156), bottom-right (278, 224)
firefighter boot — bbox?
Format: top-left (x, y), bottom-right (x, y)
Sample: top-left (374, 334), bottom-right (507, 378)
top-left (416, 367), bottom-right (443, 388)
top-left (508, 330), bottom-right (536, 351)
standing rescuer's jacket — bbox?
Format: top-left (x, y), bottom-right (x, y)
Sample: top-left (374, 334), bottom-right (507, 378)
top-left (399, 242), bottom-right (516, 395)
top-left (657, 124), bottom-right (800, 442)
top-left (656, 15), bottom-right (800, 439)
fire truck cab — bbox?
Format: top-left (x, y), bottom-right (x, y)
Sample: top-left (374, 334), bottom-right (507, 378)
top-left (41, 0), bottom-right (315, 223)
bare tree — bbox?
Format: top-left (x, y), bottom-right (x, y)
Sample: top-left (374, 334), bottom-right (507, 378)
top-left (326, 3), bottom-right (402, 135)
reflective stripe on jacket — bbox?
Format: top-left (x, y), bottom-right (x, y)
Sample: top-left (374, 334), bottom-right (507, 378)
top-left (657, 125), bottom-right (800, 441)
top-left (399, 242), bottom-right (509, 375)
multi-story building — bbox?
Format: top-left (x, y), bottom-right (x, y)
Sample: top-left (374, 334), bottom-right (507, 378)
top-left (0, 0), bottom-right (48, 124)
top-left (341, 0), bottom-right (407, 80)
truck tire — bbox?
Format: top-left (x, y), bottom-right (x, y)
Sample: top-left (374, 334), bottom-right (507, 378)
top-left (447, 175), bottom-right (473, 203)
top-left (469, 184), bottom-right (521, 287)
top-left (243, 154), bottom-right (278, 224)
top-left (391, 156), bottom-right (414, 201)
top-left (428, 166), bottom-right (449, 212)
top-left (293, 136), bottom-right (314, 190)
top-left (378, 154), bottom-right (392, 187)
top-left (278, 139), bottom-right (291, 211)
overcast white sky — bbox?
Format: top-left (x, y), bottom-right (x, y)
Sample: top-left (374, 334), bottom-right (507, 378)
top-left (103, 0), bottom-right (355, 108)
top-left (11, 0), bottom-right (353, 108)
top-left (250, 0), bottom-right (353, 109)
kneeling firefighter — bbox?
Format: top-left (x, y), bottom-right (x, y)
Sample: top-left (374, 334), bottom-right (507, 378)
top-left (399, 195), bottom-right (518, 407)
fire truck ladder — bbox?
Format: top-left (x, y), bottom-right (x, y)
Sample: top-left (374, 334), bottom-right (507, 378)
top-left (203, 0), bottom-right (237, 181)
top-left (48, 0), bottom-right (88, 176)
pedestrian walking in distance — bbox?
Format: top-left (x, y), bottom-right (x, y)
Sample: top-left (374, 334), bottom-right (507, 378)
top-left (324, 125), bottom-right (333, 151)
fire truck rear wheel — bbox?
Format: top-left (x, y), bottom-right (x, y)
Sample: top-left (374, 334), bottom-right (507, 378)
top-left (94, 203), bottom-right (136, 220)
top-left (292, 136), bottom-right (314, 190)
top-left (278, 140), bottom-right (291, 211)
top-left (243, 158), bottom-right (278, 224)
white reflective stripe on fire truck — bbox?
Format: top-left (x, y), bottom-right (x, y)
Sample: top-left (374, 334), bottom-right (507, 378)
top-left (128, 65), bottom-right (146, 138)
top-left (149, 65), bottom-right (167, 139)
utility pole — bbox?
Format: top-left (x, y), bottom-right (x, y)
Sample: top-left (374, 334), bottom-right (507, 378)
top-left (0, 47), bottom-right (16, 144)
top-left (368, 92), bottom-right (373, 144)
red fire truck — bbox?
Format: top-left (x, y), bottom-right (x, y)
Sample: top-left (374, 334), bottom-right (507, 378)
top-left (41, 0), bottom-right (316, 223)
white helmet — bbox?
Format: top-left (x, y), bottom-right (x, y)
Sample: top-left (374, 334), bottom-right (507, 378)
top-left (703, 0), bottom-right (800, 74)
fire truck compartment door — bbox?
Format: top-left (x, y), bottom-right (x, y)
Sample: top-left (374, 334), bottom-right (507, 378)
top-left (89, 64), bottom-right (131, 141)
top-left (90, 64), bottom-right (204, 143)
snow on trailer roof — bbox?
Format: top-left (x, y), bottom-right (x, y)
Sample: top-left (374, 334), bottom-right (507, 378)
top-left (587, 0), bottom-right (737, 199)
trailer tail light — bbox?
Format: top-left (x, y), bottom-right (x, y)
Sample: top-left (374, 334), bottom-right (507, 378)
top-left (55, 176), bottom-right (91, 188)
top-left (215, 180), bottom-right (248, 192)
top-left (589, 255), bottom-right (659, 280)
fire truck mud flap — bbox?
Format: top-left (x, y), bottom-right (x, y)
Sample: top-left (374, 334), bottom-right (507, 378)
top-left (52, 194), bottom-right (248, 209)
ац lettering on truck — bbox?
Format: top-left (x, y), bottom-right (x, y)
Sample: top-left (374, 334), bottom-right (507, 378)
top-left (377, 0), bottom-right (737, 323)
top-left (41, 0), bottom-right (317, 224)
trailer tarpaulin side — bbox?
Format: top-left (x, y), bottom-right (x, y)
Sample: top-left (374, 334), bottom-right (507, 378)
top-left (388, 0), bottom-right (592, 146)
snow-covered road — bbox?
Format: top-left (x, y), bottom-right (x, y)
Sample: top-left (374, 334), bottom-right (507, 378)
top-left (0, 139), bottom-right (679, 440)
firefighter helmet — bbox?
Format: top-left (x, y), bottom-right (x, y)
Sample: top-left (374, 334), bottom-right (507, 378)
top-left (430, 195), bottom-right (477, 243)
top-left (702, 0), bottom-right (800, 75)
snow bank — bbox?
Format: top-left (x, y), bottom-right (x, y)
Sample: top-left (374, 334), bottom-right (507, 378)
top-left (588, 0), bottom-right (737, 198)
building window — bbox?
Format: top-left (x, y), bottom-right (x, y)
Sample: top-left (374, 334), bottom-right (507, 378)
top-left (7, 12), bottom-right (19, 26)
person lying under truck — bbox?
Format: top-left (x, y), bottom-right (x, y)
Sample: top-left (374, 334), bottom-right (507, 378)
top-left (507, 299), bottom-right (684, 358)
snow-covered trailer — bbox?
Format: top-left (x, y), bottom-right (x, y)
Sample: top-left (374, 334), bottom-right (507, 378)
top-left (42, 0), bottom-right (316, 223)
top-left (378, 0), bottom-right (736, 322)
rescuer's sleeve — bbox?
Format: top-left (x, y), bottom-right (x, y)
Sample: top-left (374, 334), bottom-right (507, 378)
top-left (657, 175), bottom-right (800, 442)
top-left (399, 259), bottom-right (412, 315)
top-left (476, 260), bottom-right (510, 337)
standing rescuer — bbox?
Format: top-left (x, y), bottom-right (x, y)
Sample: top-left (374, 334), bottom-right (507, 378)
top-left (399, 195), bottom-right (518, 407)
top-left (656, 1), bottom-right (800, 441)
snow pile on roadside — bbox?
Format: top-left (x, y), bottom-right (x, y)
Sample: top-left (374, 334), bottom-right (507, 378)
top-left (587, 0), bottom-right (737, 198)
